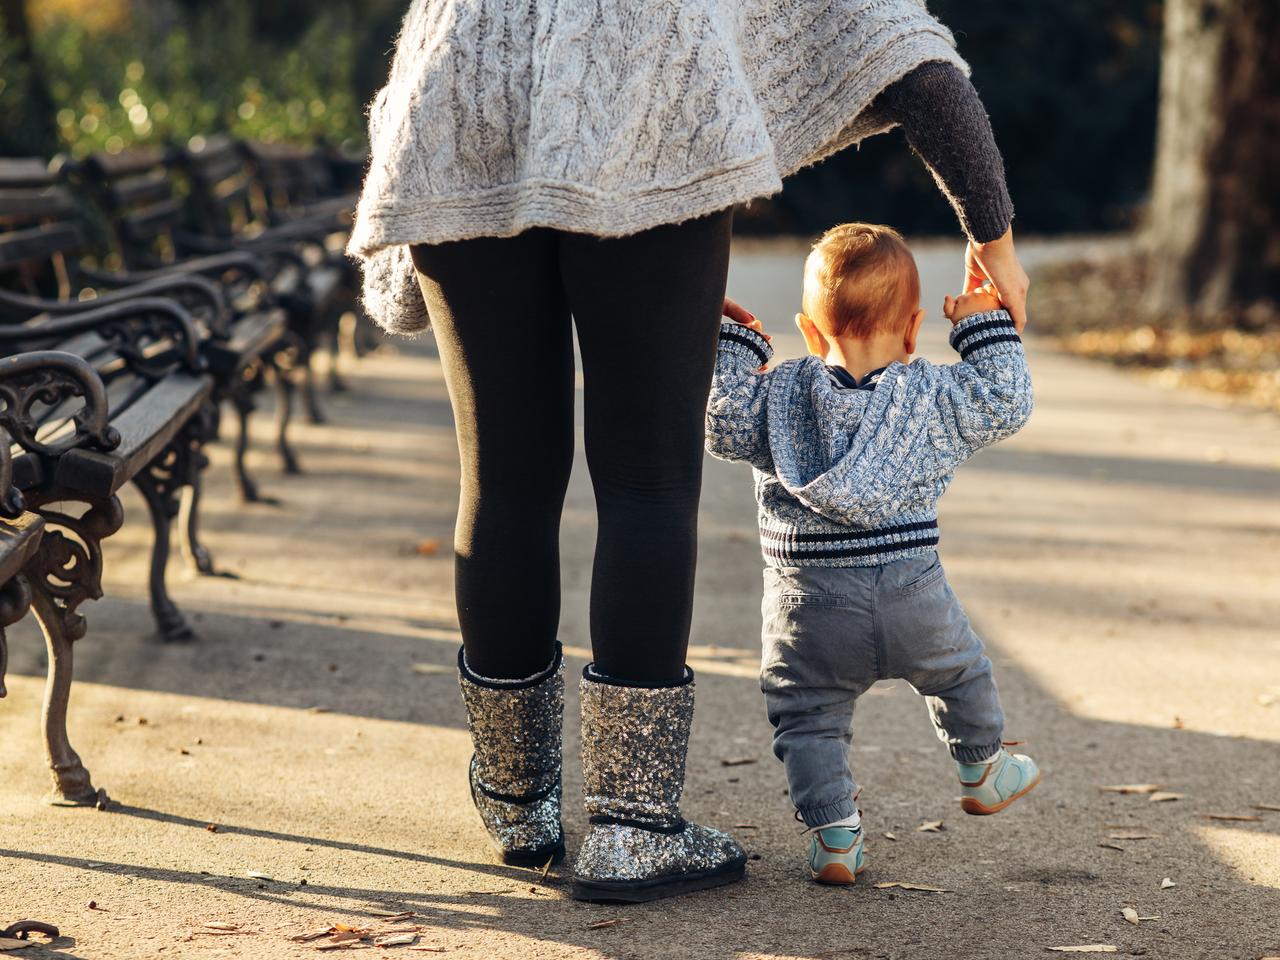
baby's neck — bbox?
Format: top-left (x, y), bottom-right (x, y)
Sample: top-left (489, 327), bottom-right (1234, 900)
top-left (823, 333), bottom-right (908, 382)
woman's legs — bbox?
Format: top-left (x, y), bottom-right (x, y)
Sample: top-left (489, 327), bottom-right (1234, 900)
top-left (561, 210), bottom-right (734, 683)
top-left (411, 232), bottom-right (575, 680)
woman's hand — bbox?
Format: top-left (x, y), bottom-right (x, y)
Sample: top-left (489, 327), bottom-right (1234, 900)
top-left (964, 227), bottom-right (1030, 332)
top-left (723, 296), bottom-right (769, 340)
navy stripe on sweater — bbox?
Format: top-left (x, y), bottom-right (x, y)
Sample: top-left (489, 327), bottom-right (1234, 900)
top-left (760, 520), bottom-right (940, 564)
top-left (718, 327), bottom-right (771, 366)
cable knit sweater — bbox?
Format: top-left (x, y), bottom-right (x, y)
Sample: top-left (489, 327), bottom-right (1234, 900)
top-left (706, 312), bottom-right (1032, 567)
top-left (350, 0), bottom-right (993, 335)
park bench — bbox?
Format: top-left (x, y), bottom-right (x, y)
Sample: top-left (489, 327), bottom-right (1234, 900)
top-left (0, 331), bottom-right (212, 805)
top-left (0, 155), bottom-right (294, 506)
top-left (170, 135), bottom-right (349, 421)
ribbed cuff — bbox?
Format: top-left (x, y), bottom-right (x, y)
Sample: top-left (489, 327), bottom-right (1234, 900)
top-left (962, 203), bottom-right (1015, 246)
top-left (798, 796), bottom-right (859, 830)
top-left (949, 310), bottom-right (1021, 363)
top-left (953, 740), bottom-right (1004, 764)
top-left (718, 320), bottom-right (773, 367)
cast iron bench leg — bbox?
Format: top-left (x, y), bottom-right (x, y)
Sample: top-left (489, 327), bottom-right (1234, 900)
top-left (22, 495), bottom-right (124, 806)
top-left (269, 352), bottom-right (302, 475)
top-left (132, 441), bottom-right (197, 643)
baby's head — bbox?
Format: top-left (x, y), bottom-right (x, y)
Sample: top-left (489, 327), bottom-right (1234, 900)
top-left (797, 223), bottom-right (925, 361)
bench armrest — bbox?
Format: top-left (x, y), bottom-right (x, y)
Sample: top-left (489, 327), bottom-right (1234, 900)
top-left (0, 350), bottom-right (120, 458)
top-left (0, 298), bottom-right (205, 377)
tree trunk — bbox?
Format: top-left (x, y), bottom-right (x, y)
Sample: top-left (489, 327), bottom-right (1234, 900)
top-left (0, 0), bottom-right (58, 156)
top-left (1146, 0), bottom-right (1280, 315)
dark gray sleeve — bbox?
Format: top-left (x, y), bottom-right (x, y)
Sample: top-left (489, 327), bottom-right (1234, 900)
top-left (868, 60), bottom-right (1014, 244)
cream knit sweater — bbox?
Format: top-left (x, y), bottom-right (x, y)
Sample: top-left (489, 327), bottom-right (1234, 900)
top-left (348, 0), bottom-right (967, 334)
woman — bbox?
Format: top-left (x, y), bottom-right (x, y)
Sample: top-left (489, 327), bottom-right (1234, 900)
top-left (348, 0), bottom-right (1029, 903)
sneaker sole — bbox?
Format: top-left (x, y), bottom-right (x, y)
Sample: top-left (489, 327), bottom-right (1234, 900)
top-left (960, 771), bottom-right (1042, 816)
top-left (812, 862), bottom-right (867, 885)
top-left (571, 857), bottom-right (747, 904)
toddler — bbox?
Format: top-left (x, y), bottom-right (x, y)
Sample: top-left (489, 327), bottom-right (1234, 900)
top-left (706, 223), bottom-right (1040, 884)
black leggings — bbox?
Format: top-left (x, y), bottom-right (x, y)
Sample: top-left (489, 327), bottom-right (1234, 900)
top-left (411, 211), bottom-right (733, 684)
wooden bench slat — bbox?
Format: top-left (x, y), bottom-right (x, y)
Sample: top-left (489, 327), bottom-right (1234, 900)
top-left (54, 372), bottom-right (212, 496)
top-left (0, 187), bottom-right (77, 222)
top-left (107, 173), bottom-right (174, 209)
top-left (0, 158), bottom-right (56, 188)
top-left (0, 223), bottom-right (84, 267)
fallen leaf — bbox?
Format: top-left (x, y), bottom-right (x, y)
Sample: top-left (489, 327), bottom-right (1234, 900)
top-left (414, 539), bottom-right (440, 556)
top-left (292, 930), bottom-right (333, 943)
top-left (407, 949), bottom-right (448, 954)
top-left (375, 934), bottom-right (418, 947)
top-left (204, 923), bottom-right (240, 931)
top-left (585, 919), bottom-right (629, 930)
top-left (1099, 784), bottom-right (1162, 795)
top-left (720, 757), bottom-right (757, 767)
top-left (733, 823), bottom-right (758, 829)
top-left (1199, 813), bottom-right (1262, 822)
top-left (411, 663), bottom-right (452, 675)
top-left (331, 925), bottom-right (367, 935)
top-left (873, 881), bottom-right (951, 893)
top-left (1148, 791), bottom-right (1185, 803)
top-left (883, 832), bottom-right (898, 841)
top-left (1046, 946), bottom-right (1117, 954)
top-left (1255, 803), bottom-right (1280, 812)
top-left (916, 820), bottom-right (944, 833)
top-left (1160, 877), bottom-right (1176, 889)
top-left (246, 871), bottom-right (274, 881)
top-left (1097, 842), bottom-right (1126, 852)
top-left (1120, 907), bottom-right (1139, 925)
top-left (1107, 832), bottom-right (1157, 840)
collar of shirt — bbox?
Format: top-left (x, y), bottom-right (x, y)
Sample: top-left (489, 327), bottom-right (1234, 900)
top-left (828, 364), bottom-right (889, 391)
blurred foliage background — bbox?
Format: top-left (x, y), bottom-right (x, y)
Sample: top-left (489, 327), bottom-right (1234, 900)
top-left (1, 0), bottom-right (1162, 237)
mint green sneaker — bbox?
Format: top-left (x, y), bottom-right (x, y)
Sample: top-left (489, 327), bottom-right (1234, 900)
top-left (957, 748), bottom-right (1041, 815)
top-left (809, 826), bottom-right (867, 885)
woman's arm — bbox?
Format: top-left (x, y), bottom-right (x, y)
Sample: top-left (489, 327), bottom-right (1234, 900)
top-left (869, 60), bottom-right (1013, 244)
top-left (869, 61), bottom-right (1030, 331)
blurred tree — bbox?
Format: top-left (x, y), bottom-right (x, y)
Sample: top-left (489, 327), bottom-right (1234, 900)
top-left (1147, 0), bottom-right (1280, 314)
top-left (0, 0), bottom-right (58, 155)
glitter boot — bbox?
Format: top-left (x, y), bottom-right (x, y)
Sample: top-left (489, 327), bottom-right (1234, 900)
top-left (571, 666), bottom-right (746, 902)
top-left (457, 644), bottom-right (564, 867)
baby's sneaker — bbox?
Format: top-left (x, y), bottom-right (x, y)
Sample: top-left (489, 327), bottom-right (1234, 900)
top-left (809, 826), bottom-right (867, 884)
top-left (957, 747), bottom-right (1040, 816)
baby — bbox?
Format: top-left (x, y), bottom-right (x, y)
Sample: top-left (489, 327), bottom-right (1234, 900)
top-left (706, 223), bottom-right (1040, 884)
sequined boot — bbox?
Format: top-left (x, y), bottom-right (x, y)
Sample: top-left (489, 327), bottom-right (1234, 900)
top-left (571, 666), bottom-right (747, 902)
top-left (457, 644), bottom-right (564, 867)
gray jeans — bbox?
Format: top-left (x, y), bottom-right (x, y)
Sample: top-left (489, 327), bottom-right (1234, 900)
top-left (760, 552), bottom-right (1004, 828)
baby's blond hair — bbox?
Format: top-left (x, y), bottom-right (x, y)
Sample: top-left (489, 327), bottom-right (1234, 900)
top-left (803, 223), bottom-right (920, 338)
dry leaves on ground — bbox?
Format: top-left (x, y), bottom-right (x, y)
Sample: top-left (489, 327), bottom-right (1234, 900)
top-left (1046, 946), bottom-right (1118, 954)
top-left (883, 832), bottom-right (898, 841)
top-left (1097, 843), bottom-right (1126, 852)
top-left (1120, 907), bottom-right (1159, 925)
top-left (293, 919), bottom-right (427, 951)
top-left (1107, 832), bottom-right (1157, 840)
top-left (1199, 813), bottom-right (1263, 822)
top-left (1160, 878), bottom-right (1176, 889)
top-left (1255, 803), bottom-right (1280, 812)
top-left (917, 820), bottom-right (944, 833)
top-left (1099, 784), bottom-right (1163, 795)
top-left (195, 922), bottom-right (254, 937)
top-left (720, 757), bottom-right (757, 767)
top-left (585, 919), bottom-right (629, 930)
top-left (1148, 792), bottom-right (1185, 803)
top-left (873, 882), bottom-right (951, 893)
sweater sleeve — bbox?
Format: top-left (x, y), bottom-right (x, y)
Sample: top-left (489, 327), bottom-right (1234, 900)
top-left (705, 321), bottom-right (775, 470)
top-left (867, 61), bottom-right (1014, 244)
top-left (935, 310), bottom-right (1033, 455)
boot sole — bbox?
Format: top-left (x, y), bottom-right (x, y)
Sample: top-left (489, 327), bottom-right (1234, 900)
top-left (571, 857), bottom-right (746, 903)
top-left (496, 839), bottom-right (566, 869)
top-left (960, 771), bottom-right (1042, 816)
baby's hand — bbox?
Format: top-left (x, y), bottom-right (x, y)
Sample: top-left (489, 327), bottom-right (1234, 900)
top-left (943, 285), bottom-right (1002, 325)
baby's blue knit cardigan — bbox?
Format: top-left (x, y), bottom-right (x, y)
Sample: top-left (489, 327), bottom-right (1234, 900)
top-left (706, 310), bottom-right (1033, 566)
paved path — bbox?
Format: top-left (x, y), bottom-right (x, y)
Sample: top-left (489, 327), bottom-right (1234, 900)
top-left (1, 240), bottom-right (1277, 959)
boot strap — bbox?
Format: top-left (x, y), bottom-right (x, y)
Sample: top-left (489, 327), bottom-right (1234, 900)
top-left (588, 814), bottom-right (687, 835)
top-left (471, 758), bottom-right (557, 805)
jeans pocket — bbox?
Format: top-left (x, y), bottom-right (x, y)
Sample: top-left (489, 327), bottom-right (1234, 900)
top-left (898, 555), bottom-right (944, 597)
